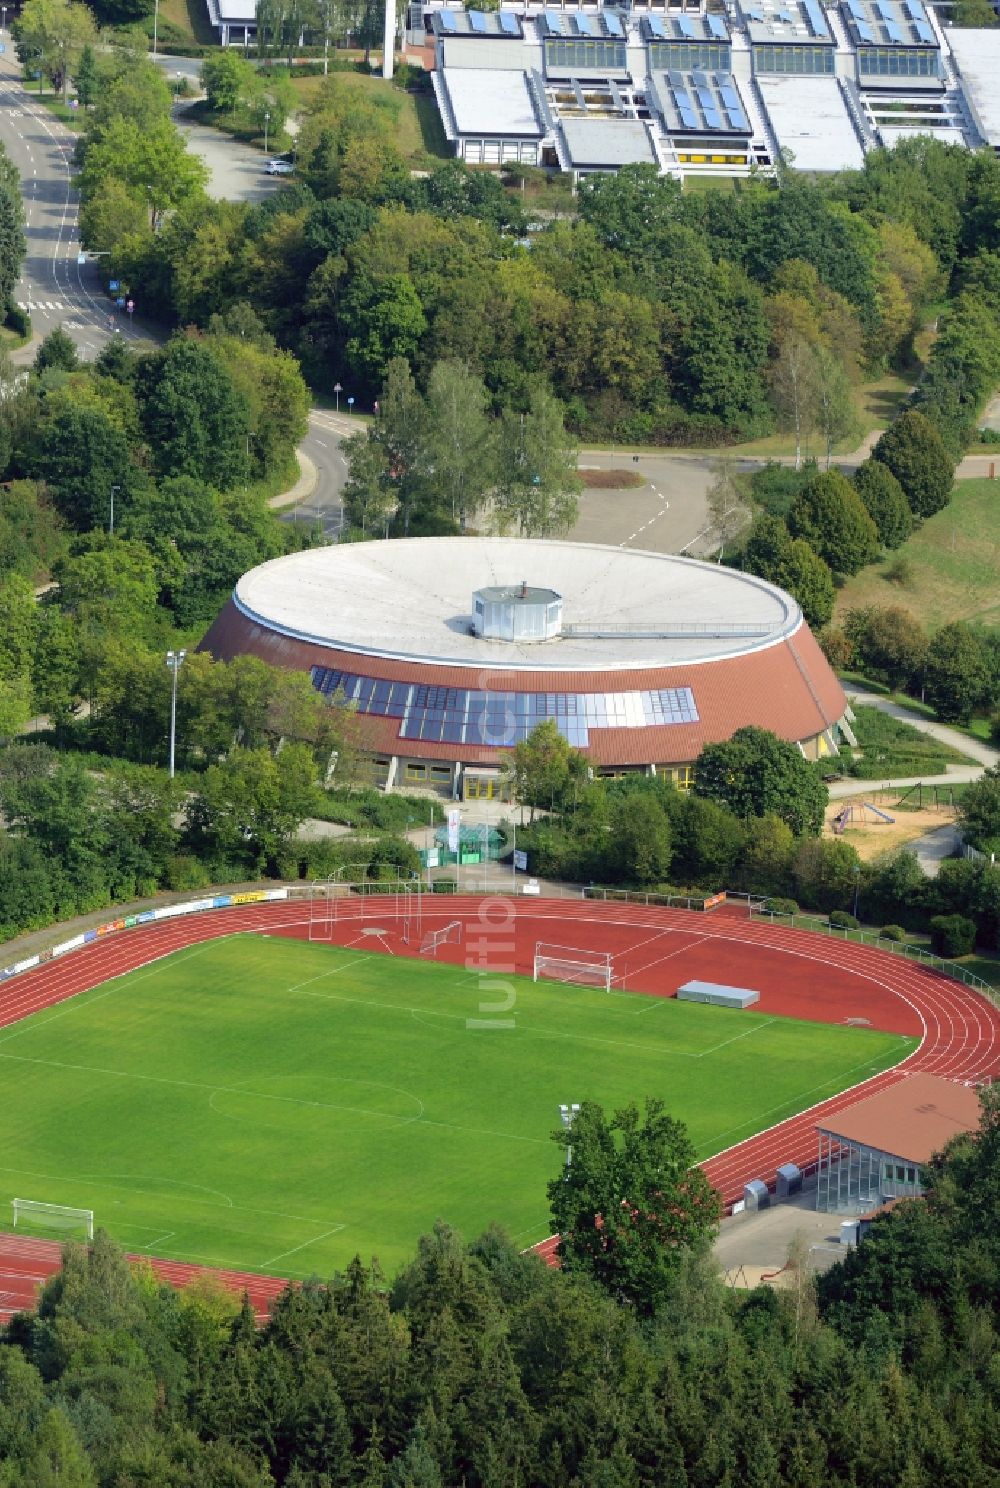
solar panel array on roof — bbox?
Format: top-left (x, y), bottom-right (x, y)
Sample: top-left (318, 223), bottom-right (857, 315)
top-left (884, 17), bottom-right (903, 40)
top-left (468, 10), bottom-right (488, 33)
top-left (745, 5), bottom-right (764, 20)
top-left (605, 10), bottom-right (624, 34)
top-left (846, 0), bottom-right (865, 19)
top-left (904, 0), bottom-right (924, 17)
top-left (498, 9), bottom-right (519, 33)
top-left (647, 12), bottom-right (667, 36)
top-left (707, 12), bottom-right (729, 37)
top-left (777, 8), bottom-right (795, 21)
top-left (803, 0), bottom-right (829, 35)
top-left (677, 12), bottom-right (698, 37)
top-left (544, 9), bottom-right (562, 34)
top-left (914, 17), bottom-right (934, 40)
top-left (856, 17), bottom-right (874, 38)
top-left (718, 76), bottom-right (749, 129)
top-left (438, 8), bottom-right (457, 30)
top-left (574, 11), bottom-right (593, 34)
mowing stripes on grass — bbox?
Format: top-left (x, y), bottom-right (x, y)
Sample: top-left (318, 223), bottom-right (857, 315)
top-left (0, 936), bottom-right (914, 1274)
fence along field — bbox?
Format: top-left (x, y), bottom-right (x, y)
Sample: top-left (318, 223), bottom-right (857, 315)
top-left (0, 931), bottom-right (912, 1276)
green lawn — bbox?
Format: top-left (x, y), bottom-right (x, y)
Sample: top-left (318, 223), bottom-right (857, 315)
top-left (835, 478), bottom-right (1000, 631)
top-left (0, 935), bottom-right (913, 1276)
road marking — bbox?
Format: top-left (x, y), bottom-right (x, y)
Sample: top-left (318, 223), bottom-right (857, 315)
top-left (313, 438), bottom-right (328, 448)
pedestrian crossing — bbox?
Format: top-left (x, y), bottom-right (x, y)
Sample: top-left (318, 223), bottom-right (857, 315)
top-left (19, 301), bottom-right (65, 311)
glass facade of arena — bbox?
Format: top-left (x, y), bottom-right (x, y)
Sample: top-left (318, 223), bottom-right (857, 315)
top-left (310, 666), bottom-right (699, 749)
top-left (857, 45), bottom-right (940, 75)
top-left (544, 36), bottom-right (627, 69)
top-left (647, 40), bottom-right (732, 70)
top-left (752, 43), bottom-right (835, 72)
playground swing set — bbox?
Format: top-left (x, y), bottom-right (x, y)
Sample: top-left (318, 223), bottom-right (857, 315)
top-left (831, 801), bottom-right (896, 834)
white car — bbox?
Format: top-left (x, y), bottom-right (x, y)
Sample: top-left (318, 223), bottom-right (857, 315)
top-left (264, 159), bottom-right (294, 175)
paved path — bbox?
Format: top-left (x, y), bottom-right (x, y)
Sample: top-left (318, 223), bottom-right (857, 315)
top-left (845, 690), bottom-right (999, 769)
top-left (906, 823), bottom-right (963, 878)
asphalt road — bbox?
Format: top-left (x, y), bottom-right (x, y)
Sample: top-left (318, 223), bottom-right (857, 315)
top-left (0, 46), bottom-right (153, 358)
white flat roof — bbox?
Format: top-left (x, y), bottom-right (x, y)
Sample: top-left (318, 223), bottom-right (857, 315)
top-left (559, 118), bottom-right (656, 166)
top-left (879, 124), bottom-right (966, 149)
top-left (757, 77), bottom-right (864, 172)
top-left (947, 30), bottom-right (1000, 147)
top-left (441, 68), bottom-right (542, 137)
top-left (232, 538), bottom-right (801, 671)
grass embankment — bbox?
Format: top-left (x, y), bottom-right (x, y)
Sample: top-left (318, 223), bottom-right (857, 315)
top-left (835, 478), bottom-right (1000, 631)
top-left (287, 70), bottom-right (449, 162)
top-left (719, 373), bottom-right (913, 462)
top-left (839, 704), bottom-right (975, 780)
top-left (0, 934), bottom-right (911, 1273)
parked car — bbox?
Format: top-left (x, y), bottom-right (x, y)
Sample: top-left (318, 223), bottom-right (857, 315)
top-left (264, 159), bottom-right (294, 175)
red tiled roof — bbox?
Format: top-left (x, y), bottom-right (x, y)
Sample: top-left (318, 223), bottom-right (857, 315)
top-left (817, 1074), bottom-right (982, 1164)
top-left (200, 600), bottom-right (846, 767)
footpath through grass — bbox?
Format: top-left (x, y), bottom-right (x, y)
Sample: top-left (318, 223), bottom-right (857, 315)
top-left (0, 935), bottom-right (912, 1276)
top-left (835, 478), bottom-right (1000, 631)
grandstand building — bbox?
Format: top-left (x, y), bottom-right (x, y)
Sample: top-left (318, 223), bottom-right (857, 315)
top-left (200, 538), bottom-right (851, 801)
top-left (423, 0), bottom-right (993, 182)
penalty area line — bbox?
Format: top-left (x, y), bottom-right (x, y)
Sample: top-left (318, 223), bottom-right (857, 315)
top-left (259, 1224), bottom-right (347, 1269)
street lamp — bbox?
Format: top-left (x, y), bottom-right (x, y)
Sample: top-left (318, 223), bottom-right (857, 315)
top-left (559, 1103), bottom-right (581, 1171)
top-left (109, 484), bottom-right (120, 535)
top-left (333, 381), bottom-right (342, 413)
top-left (263, 110), bottom-right (270, 155)
top-left (166, 650), bottom-right (186, 778)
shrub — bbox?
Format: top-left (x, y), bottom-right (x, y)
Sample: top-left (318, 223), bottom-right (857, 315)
top-left (829, 911), bottom-right (860, 930)
top-left (929, 913), bottom-right (977, 958)
top-left (880, 924), bottom-right (908, 942)
top-left (164, 854), bottom-right (212, 891)
top-left (432, 878), bottom-right (458, 894)
top-left (5, 301), bottom-right (30, 340)
top-left (764, 897), bottom-right (799, 916)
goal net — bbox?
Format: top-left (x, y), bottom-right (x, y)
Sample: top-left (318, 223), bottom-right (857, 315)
top-left (533, 942), bottom-right (613, 992)
top-left (12, 1198), bottom-right (94, 1242)
top-left (420, 920), bottom-right (463, 957)
top-left (309, 873), bottom-right (423, 943)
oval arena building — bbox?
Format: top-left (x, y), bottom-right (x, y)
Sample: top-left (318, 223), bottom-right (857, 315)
top-left (200, 537), bottom-right (851, 800)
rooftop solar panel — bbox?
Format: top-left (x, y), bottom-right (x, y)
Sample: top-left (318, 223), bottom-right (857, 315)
top-left (574, 11), bottom-right (593, 34)
top-left (691, 68), bottom-right (710, 84)
top-left (846, 0), bottom-right (865, 19)
top-left (856, 17), bottom-right (874, 38)
top-left (678, 105), bottom-right (699, 128)
top-left (677, 12), bottom-right (697, 36)
top-left (777, 8), bottom-right (795, 21)
top-left (914, 17), bottom-right (934, 39)
top-left (438, 9), bottom-right (457, 30)
top-left (875, 0), bottom-right (896, 20)
top-left (719, 81), bottom-right (740, 107)
top-left (745, 5), bottom-right (764, 20)
top-left (668, 67), bottom-right (686, 85)
top-left (885, 17), bottom-right (903, 39)
top-left (904, 0), bottom-right (924, 14)
top-left (673, 84), bottom-right (694, 109)
top-left (604, 10), bottom-right (624, 33)
top-left (707, 13), bottom-right (728, 37)
top-left (647, 12), bottom-right (667, 35)
top-left (703, 105), bottom-right (722, 128)
top-left (498, 9), bottom-right (519, 33)
top-left (803, 0), bottom-right (829, 34)
top-left (543, 9), bottom-right (562, 33)
top-left (726, 103), bottom-right (749, 128)
top-left (695, 85), bottom-right (714, 106)
top-left (468, 10), bottom-right (488, 32)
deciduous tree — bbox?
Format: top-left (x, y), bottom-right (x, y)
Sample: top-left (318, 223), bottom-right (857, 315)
top-left (695, 725), bottom-right (828, 836)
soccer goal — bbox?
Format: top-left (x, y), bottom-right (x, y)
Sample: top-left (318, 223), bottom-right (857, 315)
top-left (309, 872), bottom-right (422, 942)
top-left (12, 1198), bottom-right (94, 1242)
top-left (420, 921), bottom-right (463, 957)
top-left (533, 942), bottom-right (613, 992)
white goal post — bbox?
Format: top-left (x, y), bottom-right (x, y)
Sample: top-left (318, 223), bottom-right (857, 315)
top-left (533, 942), bottom-right (613, 992)
top-left (420, 920), bottom-right (463, 957)
top-left (12, 1198), bottom-right (94, 1241)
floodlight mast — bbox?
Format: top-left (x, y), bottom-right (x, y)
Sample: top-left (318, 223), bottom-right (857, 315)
top-left (559, 1102), bottom-right (581, 1170)
top-left (166, 649), bottom-right (186, 779)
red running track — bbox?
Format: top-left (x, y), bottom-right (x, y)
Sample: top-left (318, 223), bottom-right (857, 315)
top-left (1, 894), bottom-right (998, 1312)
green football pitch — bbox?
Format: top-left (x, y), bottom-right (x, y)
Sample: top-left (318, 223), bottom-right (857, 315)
top-left (0, 934), bottom-right (915, 1276)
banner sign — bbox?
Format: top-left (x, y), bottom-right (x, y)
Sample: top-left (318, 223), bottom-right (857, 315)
top-left (447, 808), bottom-right (461, 854)
top-left (513, 849), bottom-right (528, 871)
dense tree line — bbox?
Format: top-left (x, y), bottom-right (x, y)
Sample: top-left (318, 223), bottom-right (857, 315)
top-left (0, 321), bottom-right (310, 737)
top-left (72, 55), bottom-right (1000, 449)
top-left (6, 1085), bottom-right (1000, 1484)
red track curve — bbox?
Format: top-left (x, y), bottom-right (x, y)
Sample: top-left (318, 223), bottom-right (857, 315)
top-left (1, 894), bottom-right (997, 1313)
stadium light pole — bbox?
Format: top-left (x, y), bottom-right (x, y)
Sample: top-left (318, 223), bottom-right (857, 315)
top-left (559, 1102), bottom-right (581, 1171)
top-left (109, 484), bottom-right (120, 535)
top-left (166, 649), bottom-right (186, 778)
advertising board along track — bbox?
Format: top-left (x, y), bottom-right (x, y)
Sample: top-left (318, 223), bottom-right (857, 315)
top-left (1, 890), bottom-right (999, 1315)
